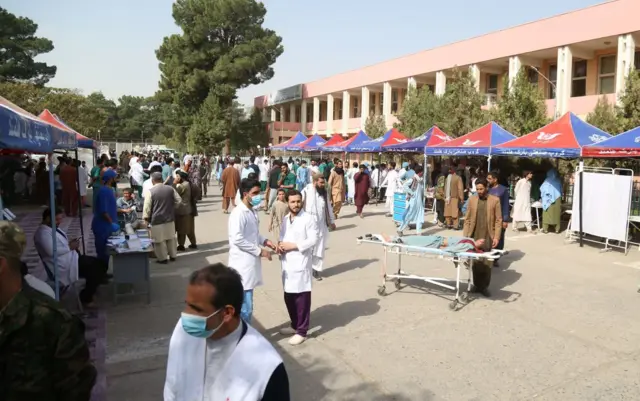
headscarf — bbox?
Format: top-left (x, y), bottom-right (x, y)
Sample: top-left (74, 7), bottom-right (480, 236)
top-left (402, 162), bottom-right (409, 169)
top-left (540, 169), bottom-right (562, 211)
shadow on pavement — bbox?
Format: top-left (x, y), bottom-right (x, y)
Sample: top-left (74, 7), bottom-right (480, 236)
top-left (323, 258), bottom-right (377, 277)
top-left (253, 317), bottom-right (436, 401)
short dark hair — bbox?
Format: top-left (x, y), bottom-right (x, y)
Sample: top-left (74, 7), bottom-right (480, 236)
top-left (240, 178), bottom-right (260, 197)
top-left (247, 172), bottom-right (257, 180)
top-left (189, 263), bottom-right (244, 315)
top-left (285, 189), bottom-right (302, 201)
top-left (414, 165), bottom-right (424, 174)
top-left (390, 161), bottom-right (396, 168)
top-left (475, 177), bottom-right (488, 188)
top-left (150, 165), bottom-right (163, 174)
top-left (166, 157), bottom-right (173, 164)
top-left (277, 188), bottom-right (286, 194)
top-left (42, 206), bottom-right (64, 221)
top-left (487, 171), bottom-right (499, 180)
top-left (123, 187), bottom-right (133, 194)
top-left (250, 155), bottom-right (255, 163)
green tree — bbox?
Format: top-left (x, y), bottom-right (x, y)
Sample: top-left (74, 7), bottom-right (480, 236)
top-left (394, 85), bottom-right (440, 138)
top-left (156, 0), bottom-right (284, 150)
top-left (364, 114), bottom-right (387, 138)
top-left (617, 69), bottom-right (640, 131)
top-left (187, 93), bottom-right (229, 152)
top-left (586, 95), bottom-right (623, 134)
top-left (232, 106), bottom-right (268, 152)
top-left (0, 7), bottom-right (56, 85)
top-left (438, 69), bottom-right (489, 136)
top-left (491, 68), bottom-right (549, 136)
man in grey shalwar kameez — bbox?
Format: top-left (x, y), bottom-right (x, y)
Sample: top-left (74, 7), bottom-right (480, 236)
top-left (301, 174), bottom-right (335, 281)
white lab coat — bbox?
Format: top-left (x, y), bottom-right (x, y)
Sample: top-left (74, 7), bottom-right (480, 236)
top-left (164, 320), bottom-right (282, 401)
top-left (33, 225), bottom-right (79, 286)
top-left (381, 169), bottom-right (399, 197)
top-left (279, 211), bottom-right (318, 293)
top-left (301, 184), bottom-right (333, 263)
top-left (228, 202), bottom-right (267, 291)
top-left (78, 165), bottom-right (88, 196)
top-left (130, 162), bottom-right (145, 186)
top-left (512, 178), bottom-right (532, 222)
top-left (258, 163), bottom-right (268, 182)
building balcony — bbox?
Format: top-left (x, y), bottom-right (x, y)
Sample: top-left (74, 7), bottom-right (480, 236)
top-left (270, 121), bottom-right (301, 132)
top-left (567, 94), bottom-right (616, 118)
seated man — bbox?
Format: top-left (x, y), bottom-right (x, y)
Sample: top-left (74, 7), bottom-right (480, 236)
top-left (379, 233), bottom-right (486, 253)
top-left (117, 188), bottom-right (147, 234)
top-left (34, 206), bottom-right (109, 307)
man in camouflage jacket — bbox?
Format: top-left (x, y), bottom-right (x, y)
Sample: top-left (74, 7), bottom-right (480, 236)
top-left (0, 221), bottom-right (97, 400)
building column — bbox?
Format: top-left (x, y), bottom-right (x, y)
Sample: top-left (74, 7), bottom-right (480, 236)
top-left (289, 103), bottom-right (296, 124)
top-left (468, 65), bottom-right (480, 92)
top-left (326, 94), bottom-right (334, 133)
top-left (555, 46), bottom-right (573, 117)
top-left (300, 100), bottom-right (308, 132)
top-left (616, 33), bottom-right (636, 101)
top-left (312, 97), bottom-right (320, 132)
top-left (435, 71), bottom-right (447, 96)
top-left (382, 82), bottom-right (392, 128)
top-left (361, 86), bottom-right (370, 128)
top-left (508, 56), bottom-right (522, 91)
top-left (407, 77), bottom-right (417, 91)
top-left (341, 91), bottom-right (350, 134)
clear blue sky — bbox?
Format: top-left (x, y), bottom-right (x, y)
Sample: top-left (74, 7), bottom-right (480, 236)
top-left (4, 0), bottom-right (604, 106)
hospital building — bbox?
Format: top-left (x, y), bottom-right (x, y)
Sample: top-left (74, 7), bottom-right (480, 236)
top-left (254, 0), bottom-right (640, 144)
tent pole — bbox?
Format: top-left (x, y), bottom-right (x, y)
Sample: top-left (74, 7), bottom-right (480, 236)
top-left (75, 149), bottom-right (86, 255)
top-left (48, 154), bottom-right (60, 300)
top-left (579, 158), bottom-right (584, 248)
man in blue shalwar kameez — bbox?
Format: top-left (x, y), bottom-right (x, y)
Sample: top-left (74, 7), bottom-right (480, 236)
top-left (397, 165), bottom-right (425, 236)
top-left (92, 169), bottom-right (120, 264)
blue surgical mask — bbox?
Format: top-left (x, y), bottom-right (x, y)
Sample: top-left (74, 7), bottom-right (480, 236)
top-left (181, 310), bottom-right (223, 338)
top-left (250, 194), bottom-right (263, 207)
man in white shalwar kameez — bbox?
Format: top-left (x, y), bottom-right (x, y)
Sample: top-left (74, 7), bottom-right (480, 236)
top-left (301, 174), bottom-right (336, 281)
top-left (277, 190), bottom-right (319, 346)
top-left (380, 161), bottom-right (399, 217)
top-left (512, 171), bottom-right (535, 233)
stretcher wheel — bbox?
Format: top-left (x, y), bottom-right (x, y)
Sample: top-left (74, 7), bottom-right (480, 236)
top-left (394, 279), bottom-right (402, 290)
top-left (460, 292), bottom-right (469, 303)
top-left (449, 300), bottom-right (457, 310)
top-left (377, 286), bottom-right (387, 296)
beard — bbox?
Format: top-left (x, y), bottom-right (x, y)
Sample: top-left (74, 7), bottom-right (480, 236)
top-left (315, 185), bottom-right (326, 196)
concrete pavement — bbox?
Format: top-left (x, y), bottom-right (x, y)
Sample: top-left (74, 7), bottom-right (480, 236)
top-left (106, 189), bottom-right (640, 401)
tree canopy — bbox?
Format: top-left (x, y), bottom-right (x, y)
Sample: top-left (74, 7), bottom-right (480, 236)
top-left (364, 114), bottom-right (387, 139)
top-left (0, 7), bottom-right (56, 85)
top-left (394, 85), bottom-right (440, 138)
top-left (437, 69), bottom-right (490, 136)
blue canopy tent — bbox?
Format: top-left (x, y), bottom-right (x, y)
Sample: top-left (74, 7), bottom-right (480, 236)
top-left (430, 122), bottom-right (516, 156)
top-left (323, 130), bottom-right (371, 152)
top-left (349, 128), bottom-right (408, 153)
top-left (289, 133), bottom-right (327, 152)
top-left (581, 125), bottom-right (637, 158)
top-left (0, 97), bottom-right (77, 300)
top-left (384, 126), bottom-right (452, 153)
top-left (270, 131), bottom-right (308, 150)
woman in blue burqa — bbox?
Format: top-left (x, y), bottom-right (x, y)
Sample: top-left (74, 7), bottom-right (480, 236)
top-left (540, 169), bottom-right (563, 234)
top-left (397, 165), bottom-right (425, 236)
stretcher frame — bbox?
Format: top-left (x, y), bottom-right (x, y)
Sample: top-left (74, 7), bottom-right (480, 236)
top-left (357, 234), bottom-right (506, 311)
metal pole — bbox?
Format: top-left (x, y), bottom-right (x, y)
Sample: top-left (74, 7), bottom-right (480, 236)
top-left (48, 154), bottom-right (60, 300)
top-left (579, 159), bottom-right (584, 247)
top-left (74, 149), bottom-right (86, 255)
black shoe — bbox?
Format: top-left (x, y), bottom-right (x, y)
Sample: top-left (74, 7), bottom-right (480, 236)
top-left (188, 244), bottom-right (198, 250)
top-left (169, 257), bottom-right (176, 262)
top-left (156, 259), bottom-right (169, 265)
top-left (177, 245), bottom-right (186, 251)
top-left (493, 260), bottom-right (500, 268)
top-left (313, 270), bottom-right (323, 281)
top-left (480, 288), bottom-right (491, 298)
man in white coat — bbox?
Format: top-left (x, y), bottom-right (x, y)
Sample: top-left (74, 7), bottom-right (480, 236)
top-left (301, 174), bottom-right (336, 281)
top-left (164, 263), bottom-right (290, 401)
top-left (512, 170), bottom-right (535, 233)
top-left (228, 178), bottom-right (276, 323)
top-left (380, 161), bottom-right (398, 217)
top-left (277, 190), bottom-right (319, 345)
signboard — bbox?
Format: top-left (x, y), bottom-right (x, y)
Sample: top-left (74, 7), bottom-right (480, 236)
top-left (267, 84), bottom-right (303, 106)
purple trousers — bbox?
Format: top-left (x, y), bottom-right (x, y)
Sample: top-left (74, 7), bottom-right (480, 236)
top-left (284, 291), bottom-right (311, 337)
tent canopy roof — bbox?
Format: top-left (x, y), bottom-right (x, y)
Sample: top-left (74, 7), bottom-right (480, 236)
top-left (271, 131), bottom-right (307, 149)
top-left (385, 126), bottom-right (451, 153)
top-left (430, 122), bottom-right (516, 156)
top-left (349, 128), bottom-right (409, 152)
top-left (582, 125), bottom-right (640, 158)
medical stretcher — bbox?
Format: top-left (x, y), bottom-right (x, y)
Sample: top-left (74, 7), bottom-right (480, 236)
top-left (356, 234), bottom-right (507, 311)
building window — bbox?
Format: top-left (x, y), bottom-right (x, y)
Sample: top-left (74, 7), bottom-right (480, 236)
top-left (527, 67), bottom-right (539, 85)
top-left (369, 93), bottom-right (376, 115)
top-left (572, 60), bottom-right (587, 97)
top-left (391, 89), bottom-right (399, 114)
top-left (295, 105), bottom-right (301, 123)
top-left (426, 84), bottom-right (435, 93)
top-left (635, 51), bottom-right (640, 70)
top-left (548, 65), bottom-right (557, 99)
top-left (335, 101), bottom-right (342, 120)
top-left (599, 55), bottom-right (616, 94)
top-left (352, 97), bottom-right (360, 118)
top-left (306, 104), bottom-right (313, 124)
top-left (274, 109), bottom-right (281, 122)
top-left (284, 107), bottom-right (291, 122)
top-left (319, 103), bottom-right (326, 121)
top-left (486, 74), bottom-right (499, 95)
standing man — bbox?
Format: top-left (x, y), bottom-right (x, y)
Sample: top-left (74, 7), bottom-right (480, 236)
top-left (198, 158), bottom-right (211, 198)
top-left (0, 221), bottom-right (97, 400)
top-left (462, 178), bottom-right (503, 297)
top-left (487, 171), bottom-right (510, 266)
top-left (248, 156), bottom-right (260, 176)
top-left (380, 161), bottom-right (398, 217)
top-left (278, 164), bottom-right (296, 193)
top-left (60, 158), bottom-right (79, 217)
top-left (220, 160), bottom-right (240, 214)
top-left (295, 160), bottom-right (310, 191)
top-left (327, 160), bottom-right (346, 219)
top-left (443, 165), bottom-right (464, 230)
top-left (434, 166), bottom-right (447, 227)
top-left (354, 164), bottom-right (370, 218)
top-left (265, 160), bottom-right (282, 210)
top-left (78, 160), bottom-right (89, 208)
top-left (309, 159), bottom-right (319, 176)
top-left (301, 174), bottom-right (335, 281)
top-left (228, 179), bottom-right (276, 323)
top-left (92, 169), bottom-right (120, 264)
top-left (512, 170), bottom-right (534, 233)
top-left (130, 155), bottom-right (146, 198)
top-left (259, 158), bottom-right (269, 194)
top-left (397, 165), bottom-right (426, 235)
top-left (164, 264), bottom-right (289, 401)
top-left (277, 190), bottom-right (319, 346)
top-left (143, 172), bottom-right (182, 264)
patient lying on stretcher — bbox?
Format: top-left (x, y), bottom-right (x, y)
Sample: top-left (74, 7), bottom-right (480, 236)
top-left (379, 234), bottom-right (486, 253)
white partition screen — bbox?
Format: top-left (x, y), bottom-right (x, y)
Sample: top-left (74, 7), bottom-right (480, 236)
top-left (571, 172), bottom-right (632, 242)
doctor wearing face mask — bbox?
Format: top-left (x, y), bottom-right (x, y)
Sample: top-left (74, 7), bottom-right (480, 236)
top-left (227, 178), bottom-right (276, 323)
top-left (164, 263), bottom-right (290, 401)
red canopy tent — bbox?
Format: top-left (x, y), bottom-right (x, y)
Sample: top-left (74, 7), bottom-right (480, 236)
top-left (38, 109), bottom-right (97, 149)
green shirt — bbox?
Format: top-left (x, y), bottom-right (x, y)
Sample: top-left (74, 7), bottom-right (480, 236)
top-left (279, 172), bottom-right (296, 187)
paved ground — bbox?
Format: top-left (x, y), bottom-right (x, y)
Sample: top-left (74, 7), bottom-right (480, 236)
top-left (106, 187), bottom-right (640, 401)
